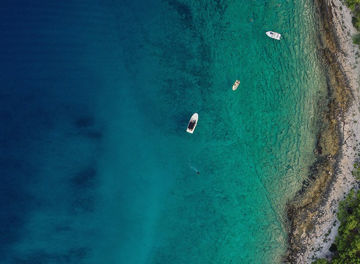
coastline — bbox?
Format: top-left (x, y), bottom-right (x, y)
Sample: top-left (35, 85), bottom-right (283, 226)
top-left (286, 0), bottom-right (360, 263)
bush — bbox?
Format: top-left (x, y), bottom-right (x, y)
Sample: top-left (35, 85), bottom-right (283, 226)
top-left (346, 0), bottom-right (360, 44)
top-left (352, 162), bottom-right (360, 180)
top-left (346, 0), bottom-right (360, 11)
top-left (329, 243), bottom-right (337, 252)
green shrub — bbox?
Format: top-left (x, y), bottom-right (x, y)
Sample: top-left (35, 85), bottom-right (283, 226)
top-left (355, 19), bottom-right (360, 31)
top-left (346, 0), bottom-right (360, 11)
top-left (352, 162), bottom-right (360, 180)
top-left (346, 0), bottom-right (360, 44)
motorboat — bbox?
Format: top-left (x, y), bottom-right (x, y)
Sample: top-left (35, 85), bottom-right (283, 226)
top-left (232, 80), bottom-right (240, 91)
top-left (266, 31), bottom-right (281, 40)
top-left (186, 113), bottom-right (198, 134)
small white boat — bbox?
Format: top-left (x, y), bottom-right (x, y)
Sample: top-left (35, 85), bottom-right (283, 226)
top-left (232, 80), bottom-right (240, 91)
top-left (186, 113), bottom-right (198, 134)
top-left (266, 31), bottom-right (281, 40)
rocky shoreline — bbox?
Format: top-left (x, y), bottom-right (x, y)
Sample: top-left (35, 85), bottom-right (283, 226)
top-left (285, 0), bottom-right (360, 263)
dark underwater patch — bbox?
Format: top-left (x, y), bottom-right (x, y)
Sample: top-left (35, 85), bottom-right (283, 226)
top-left (73, 115), bottom-right (103, 140)
top-left (70, 166), bottom-right (97, 213)
top-left (0, 157), bottom-right (35, 256)
top-left (12, 247), bottom-right (90, 264)
top-left (55, 225), bottom-right (72, 232)
top-left (75, 116), bottom-right (94, 129)
top-left (166, 0), bottom-right (193, 28)
top-left (84, 130), bottom-right (103, 140)
top-left (212, 0), bottom-right (227, 17)
top-left (71, 167), bottom-right (97, 188)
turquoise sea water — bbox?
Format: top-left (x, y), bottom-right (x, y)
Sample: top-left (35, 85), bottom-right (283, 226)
top-left (0, 0), bottom-right (327, 263)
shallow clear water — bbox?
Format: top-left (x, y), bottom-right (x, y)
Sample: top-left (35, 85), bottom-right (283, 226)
top-left (0, 0), bottom-right (326, 263)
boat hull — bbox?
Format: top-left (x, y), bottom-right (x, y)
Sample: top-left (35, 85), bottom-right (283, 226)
top-left (186, 113), bottom-right (198, 134)
top-left (266, 31), bottom-right (281, 40)
top-left (232, 80), bottom-right (240, 91)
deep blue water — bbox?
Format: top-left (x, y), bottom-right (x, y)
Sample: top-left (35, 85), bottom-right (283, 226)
top-left (0, 0), bottom-right (326, 263)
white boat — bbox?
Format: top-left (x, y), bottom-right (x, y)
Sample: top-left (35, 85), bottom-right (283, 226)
top-left (266, 31), bottom-right (281, 40)
top-left (232, 80), bottom-right (240, 91)
top-left (186, 113), bottom-right (198, 134)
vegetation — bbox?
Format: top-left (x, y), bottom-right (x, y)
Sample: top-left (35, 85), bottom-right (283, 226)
top-left (353, 33), bottom-right (360, 45)
top-left (353, 162), bottom-right (360, 180)
top-left (345, 0), bottom-right (360, 44)
top-left (346, 0), bottom-right (360, 12)
top-left (312, 189), bottom-right (360, 263)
